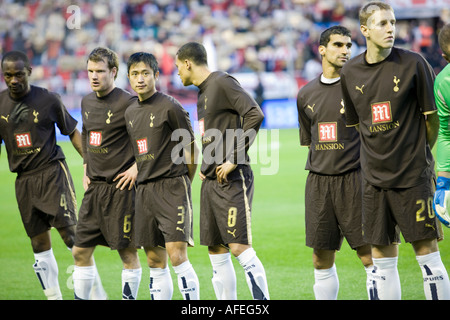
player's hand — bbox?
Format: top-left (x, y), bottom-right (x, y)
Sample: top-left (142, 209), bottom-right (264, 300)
top-left (199, 171), bottom-right (206, 181)
top-left (83, 174), bottom-right (91, 191)
top-left (216, 161), bottom-right (237, 184)
top-left (433, 176), bottom-right (450, 227)
top-left (114, 163), bottom-right (138, 190)
top-left (83, 164), bottom-right (90, 191)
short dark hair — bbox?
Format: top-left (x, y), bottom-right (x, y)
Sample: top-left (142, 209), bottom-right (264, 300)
top-left (176, 42), bottom-right (208, 66)
top-left (319, 25), bottom-right (351, 47)
top-left (87, 47), bottom-right (119, 79)
top-left (127, 52), bottom-right (159, 75)
top-left (438, 23), bottom-right (450, 57)
top-left (1, 51), bottom-right (31, 69)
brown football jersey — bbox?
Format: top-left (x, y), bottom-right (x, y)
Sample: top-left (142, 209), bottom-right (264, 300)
top-left (81, 87), bottom-right (136, 183)
top-left (297, 76), bottom-right (360, 175)
top-left (196, 71), bottom-right (264, 178)
top-left (0, 85), bottom-right (77, 173)
top-left (125, 91), bottom-right (195, 184)
top-left (341, 47), bottom-right (436, 188)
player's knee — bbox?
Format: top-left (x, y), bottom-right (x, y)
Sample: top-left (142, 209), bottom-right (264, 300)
top-left (356, 245), bottom-right (373, 267)
top-left (30, 232), bottom-right (52, 253)
top-left (57, 226), bottom-right (75, 249)
top-left (168, 251), bottom-right (188, 267)
top-left (72, 246), bottom-right (93, 265)
top-left (312, 249), bottom-right (335, 269)
top-left (229, 243), bottom-right (251, 257)
top-left (119, 248), bottom-right (140, 269)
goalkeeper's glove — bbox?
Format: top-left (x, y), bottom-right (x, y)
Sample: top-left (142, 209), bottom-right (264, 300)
top-left (433, 176), bottom-right (450, 227)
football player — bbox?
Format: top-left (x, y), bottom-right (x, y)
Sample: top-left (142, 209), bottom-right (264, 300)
top-left (0, 51), bottom-right (81, 299)
top-left (125, 52), bottom-right (200, 300)
top-left (433, 22), bottom-right (450, 228)
top-left (175, 42), bottom-right (269, 300)
top-left (341, 1), bottom-right (450, 299)
top-left (71, 47), bottom-right (142, 300)
top-left (297, 25), bottom-right (373, 300)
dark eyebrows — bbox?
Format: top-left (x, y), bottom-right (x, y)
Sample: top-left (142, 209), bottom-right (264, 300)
top-left (332, 41), bottom-right (353, 48)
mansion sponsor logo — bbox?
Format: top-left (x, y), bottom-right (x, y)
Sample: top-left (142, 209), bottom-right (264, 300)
top-left (15, 132), bottom-right (32, 148)
top-left (369, 101), bottom-right (399, 133)
top-left (318, 122), bottom-right (337, 142)
top-left (89, 131), bottom-right (102, 147)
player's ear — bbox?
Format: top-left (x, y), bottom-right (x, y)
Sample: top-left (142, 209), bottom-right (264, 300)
top-left (318, 45), bottom-right (326, 57)
top-left (360, 24), bottom-right (369, 38)
top-left (185, 59), bottom-right (192, 70)
top-left (443, 53), bottom-right (450, 64)
top-left (111, 66), bottom-right (118, 78)
top-left (27, 67), bottom-right (32, 76)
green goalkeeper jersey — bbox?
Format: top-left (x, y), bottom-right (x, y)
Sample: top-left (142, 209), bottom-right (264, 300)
top-left (434, 63), bottom-right (450, 172)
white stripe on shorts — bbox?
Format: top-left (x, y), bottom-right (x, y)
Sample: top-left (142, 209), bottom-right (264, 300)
top-left (239, 169), bottom-right (252, 245)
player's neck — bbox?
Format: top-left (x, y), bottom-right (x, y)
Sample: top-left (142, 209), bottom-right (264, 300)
top-left (192, 66), bottom-right (211, 87)
top-left (95, 85), bottom-right (115, 98)
top-left (365, 44), bottom-right (392, 64)
top-left (138, 88), bottom-right (157, 102)
top-left (322, 63), bottom-right (341, 79)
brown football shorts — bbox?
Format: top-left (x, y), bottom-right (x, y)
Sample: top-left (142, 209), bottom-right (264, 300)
top-left (362, 176), bottom-right (442, 246)
top-left (200, 165), bottom-right (254, 247)
top-left (15, 160), bottom-right (77, 238)
top-left (134, 175), bottom-right (194, 248)
top-left (305, 169), bottom-right (366, 251)
top-left (74, 181), bottom-right (136, 250)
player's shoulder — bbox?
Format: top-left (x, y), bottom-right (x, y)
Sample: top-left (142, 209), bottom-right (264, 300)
top-left (341, 52), bottom-right (366, 74)
top-left (0, 89), bottom-right (11, 110)
top-left (0, 88), bottom-right (9, 100)
top-left (391, 47), bottom-right (429, 66)
top-left (30, 85), bottom-right (57, 98)
top-left (81, 91), bottom-right (97, 103)
top-left (30, 85), bottom-right (64, 106)
top-left (111, 87), bottom-right (137, 105)
top-left (213, 71), bottom-right (240, 86)
top-left (113, 86), bottom-right (135, 98)
top-left (155, 91), bottom-right (183, 109)
top-left (298, 76), bottom-right (321, 96)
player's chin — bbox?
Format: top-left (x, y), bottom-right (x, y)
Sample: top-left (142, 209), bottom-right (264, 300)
top-left (134, 86), bottom-right (147, 93)
top-left (383, 40), bottom-right (395, 48)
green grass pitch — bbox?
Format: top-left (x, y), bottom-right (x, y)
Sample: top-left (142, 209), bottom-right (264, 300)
top-left (0, 128), bottom-right (449, 300)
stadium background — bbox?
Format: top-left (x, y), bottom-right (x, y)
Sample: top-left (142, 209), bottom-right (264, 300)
top-left (0, 0), bottom-right (449, 301)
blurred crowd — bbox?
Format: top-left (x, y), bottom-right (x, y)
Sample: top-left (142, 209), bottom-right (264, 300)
top-left (0, 0), bottom-right (449, 107)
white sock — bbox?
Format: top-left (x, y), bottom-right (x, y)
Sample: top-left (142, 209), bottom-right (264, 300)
top-left (73, 265), bottom-right (96, 300)
top-left (149, 266), bottom-right (173, 300)
top-left (173, 261), bottom-right (200, 300)
top-left (209, 252), bottom-right (237, 300)
top-left (416, 251), bottom-right (450, 300)
top-left (122, 268), bottom-right (142, 300)
top-left (33, 249), bottom-right (62, 300)
top-left (313, 264), bottom-right (339, 300)
top-left (90, 259), bottom-right (107, 300)
top-left (236, 248), bottom-right (270, 300)
top-left (365, 265), bottom-right (376, 300)
top-left (372, 257), bottom-right (401, 300)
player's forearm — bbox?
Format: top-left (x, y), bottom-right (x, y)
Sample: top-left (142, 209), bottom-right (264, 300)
top-left (70, 129), bottom-right (83, 157)
top-left (425, 112), bottom-right (439, 149)
top-left (184, 141), bottom-right (199, 181)
top-left (233, 106), bottom-right (264, 162)
top-left (438, 171), bottom-right (450, 178)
